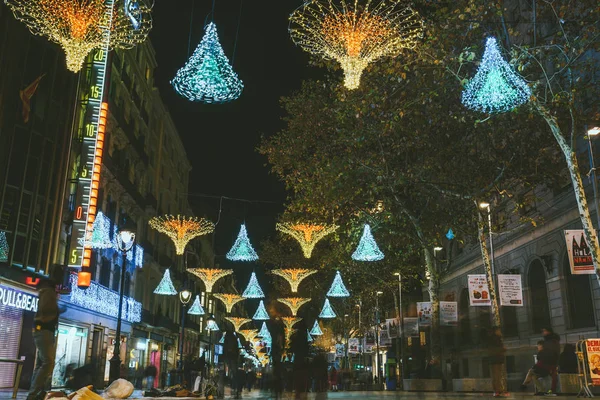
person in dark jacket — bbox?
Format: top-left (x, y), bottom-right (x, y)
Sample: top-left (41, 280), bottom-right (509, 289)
top-left (488, 327), bottom-right (508, 396)
top-left (27, 278), bottom-right (59, 400)
top-left (542, 327), bottom-right (560, 394)
top-left (559, 344), bottom-right (578, 374)
top-left (522, 340), bottom-right (551, 393)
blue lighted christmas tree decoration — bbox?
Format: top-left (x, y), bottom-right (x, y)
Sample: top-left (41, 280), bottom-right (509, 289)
top-left (219, 332), bottom-right (226, 344)
top-left (461, 37), bottom-right (531, 114)
top-left (188, 295), bottom-right (205, 315)
top-left (310, 320), bottom-right (323, 336)
top-left (327, 271), bottom-right (350, 298)
top-left (0, 231), bottom-right (9, 262)
top-left (352, 224), bottom-right (384, 261)
top-left (171, 22), bottom-right (243, 104)
top-left (446, 228), bottom-right (455, 240)
top-left (307, 330), bottom-right (313, 342)
top-left (319, 298), bottom-right (336, 319)
top-left (226, 224), bottom-right (259, 262)
top-left (253, 300), bottom-right (270, 320)
top-left (257, 322), bottom-right (270, 338)
top-left (80, 211), bottom-right (113, 249)
top-left (242, 272), bottom-right (265, 299)
top-left (154, 269), bottom-right (178, 295)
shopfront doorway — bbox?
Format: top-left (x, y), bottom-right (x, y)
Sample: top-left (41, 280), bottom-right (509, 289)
top-left (52, 323), bottom-right (88, 387)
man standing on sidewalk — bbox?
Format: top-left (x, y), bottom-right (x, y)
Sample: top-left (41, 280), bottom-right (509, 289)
top-left (27, 278), bottom-right (59, 400)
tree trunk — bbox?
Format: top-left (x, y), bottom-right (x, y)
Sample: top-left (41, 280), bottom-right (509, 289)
top-left (536, 101), bottom-right (600, 279)
top-left (425, 248), bottom-right (442, 364)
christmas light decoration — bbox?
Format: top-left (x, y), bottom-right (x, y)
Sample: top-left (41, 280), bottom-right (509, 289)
top-left (352, 224), bottom-right (384, 261)
top-left (225, 317), bottom-right (252, 332)
top-left (187, 295), bottom-right (205, 315)
top-left (171, 22), bottom-right (243, 103)
top-left (462, 37), bottom-right (531, 114)
top-left (226, 224), bottom-right (259, 262)
top-left (187, 268), bottom-right (233, 293)
top-left (69, 274), bottom-right (141, 322)
top-left (271, 269), bottom-right (317, 293)
top-left (154, 269), bottom-right (178, 295)
top-left (0, 231), bottom-right (9, 262)
top-left (149, 215), bottom-right (214, 255)
top-left (310, 320), bottom-right (323, 336)
top-left (242, 272), bottom-right (265, 299)
top-left (79, 211), bottom-right (113, 249)
top-left (307, 330), bottom-right (313, 342)
top-left (238, 329), bottom-right (258, 342)
top-left (284, 327), bottom-right (294, 344)
top-left (219, 332), bottom-right (226, 344)
top-left (446, 228), bottom-right (455, 240)
top-left (327, 271), bottom-right (350, 297)
top-left (253, 300), bottom-right (270, 320)
top-left (134, 244), bottom-right (144, 268)
top-left (213, 293), bottom-right (245, 313)
top-left (289, 0), bottom-right (422, 89)
top-left (206, 318), bottom-right (220, 331)
top-left (5, 0), bottom-right (152, 72)
top-left (277, 298), bottom-right (311, 316)
top-left (319, 298), bottom-right (336, 319)
top-left (282, 317), bottom-right (302, 331)
top-left (257, 322), bottom-right (270, 339)
top-left (276, 222), bottom-right (337, 258)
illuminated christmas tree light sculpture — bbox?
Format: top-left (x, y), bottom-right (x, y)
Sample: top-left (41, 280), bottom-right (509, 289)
top-left (327, 271), bottom-right (350, 297)
top-left (213, 293), bottom-right (245, 313)
top-left (206, 318), bottom-right (220, 331)
top-left (271, 269), bottom-right (317, 293)
top-left (307, 330), bottom-right (313, 342)
top-left (79, 211), bottom-right (113, 249)
top-left (289, 0), bottom-right (422, 89)
top-left (149, 215), bottom-right (214, 255)
top-left (257, 322), bottom-right (270, 338)
top-left (276, 222), bottom-right (338, 258)
top-left (187, 268), bottom-right (233, 293)
top-left (462, 37), bottom-right (531, 114)
top-left (0, 232), bottom-right (9, 262)
top-left (310, 320), bottom-right (324, 336)
top-left (352, 224), bottom-right (384, 261)
top-left (5, 0), bottom-right (152, 72)
top-left (277, 298), bottom-right (311, 316)
top-left (226, 224), bottom-right (259, 262)
top-left (225, 317), bottom-right (252, 332)
top-left (319, 298), bottom-right (336, 319)
top-left (242, 272), bottom-right (265, 299)
top-left (253, 300), bottom-right (270, 320)
top-left (154, 269), bottom-right (178, 295)
top-left (219, 332), bottom-right (226, 344)
top-left (446, 228), bottom-right (455, 240)
top-left (171, 22), bottom-right (243, 103)
top-left (188, 295), bottom-right (205, 315)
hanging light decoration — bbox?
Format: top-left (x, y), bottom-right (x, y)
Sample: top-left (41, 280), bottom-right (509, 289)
top-left (277, 298), bottom-right (311, 316)
top-left (282, 316), bottom-right (302, 332)
top-left (327, 271), bottom-right (350, 297)
top-left (276, 222), bottom-right (338, 258)
top-left (242, 272), bottom-right (265, 299)
top-left (224, 317), bottom-right (252, 332)
top-left (226, 224), bottom-right (259, 262)
top-left (352, 224), bottom-right (384, 261)
top-left (307, 330), bottom-right (313, 342)
top-left (289, 0), bottom-right (422, 89)
top-left (252, 300), bottom-right (270, 320)
top-left (461, 37), bottom-right (531, 114)
top-left (271, 269), bottom-right (317, 293)
top-left (319, 298), bottom-right (336, 319)
top-left (149, 215), bottom-right (214, 255)
top-left (171, 22), bottom-right (243, 103)
top-left (0, 231), bottom-right (9, 262)
top-left (310, 320), bottom-right (324, 336)
top-left (446, 228), bottom-right (455, 240)
top-left (5, 0), bottom-right (152, 72)
top-left (79, 211), bottom-right (113, 249)
top-left (206, 315), bottom-right (220, 331)
top-left (238, 329), bottom-right (259, 342)
top-left (213, 293), bottom-right (245, 313)
top-left (154, 269), bottom-right (178, 295)
top-left (257, 322), bottom-right (270, 338)
top-left (187, 268), bottom-right (233, 293)
top-left (187, 295), bottom-right (205, 315)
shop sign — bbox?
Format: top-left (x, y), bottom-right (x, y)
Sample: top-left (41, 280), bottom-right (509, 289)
top-left (586, 339), bottom-right (600, 385)
top-left (565, 230), bottom-right (596, 275)
top-left (468, 274), bottom-right (491, 306)
top-left (498, 274), bottom-right (524, 306)
top-left (0, 284), bottom-right (38, 312)
top-left (440, 301), bottom-right (458, 326)
top-left (348, 338), bottom-right (360, 354)
top-left (417, 302), bottom-right (432, 326)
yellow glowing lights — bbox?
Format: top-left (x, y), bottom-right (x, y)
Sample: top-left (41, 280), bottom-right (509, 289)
top-left (224, 317), bottom-right (252, 332)
top-left (187, 268), bottom-right (233, 293)
top-left (149, 215), bottom-right (214, 255)
top-left (272, 269), bottom-right (318, 293)
top-left (238, 329), bottom-right (259, 342)
top-left (276, 223), bottom-right (338, 258)
top-left (282, 316), bottom-right (302, 331)
top-left (213, 293), bottom-right (245, 313)
top-left (277, 298), bottom-right (311, 316)
top-left (5, 0), bottom-right (152, 72)
top-left (289, 0), bottom-right (422, 89)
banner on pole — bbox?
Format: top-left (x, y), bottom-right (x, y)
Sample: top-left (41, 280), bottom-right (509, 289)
top-left (348, 338), bottom-right (360, 354)
top-left (386, 318), bottom-right (400, 338)
top-left (498, 274), bottom-right (524, 306)
top-left (440, 301), bottom-right (458, 325)
top-left (379, 328), bottom-right (391, 346)
top-left (403, 317), bottom-right (418, 336)
top-left (468, 274), bottom-right (491, 306)
top-left (586, 339), bottom-right (600, 385)
top-left (417, 302), bottom-right (432, 326)
top-left (565, 230), bottom-right (596, 275)
top-left (365, 329), bottom-right (376, 346)
top-left (335, 343), bottom-right (345, 358)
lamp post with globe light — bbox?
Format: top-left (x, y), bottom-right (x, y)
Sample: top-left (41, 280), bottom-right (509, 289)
top-left (178, 289), bottom-right (192, 374)
top-left (587, 126), bottom-right (600, 230)
top-left (205, 314), bottom-right (220, 377)
top-left (109, 220), bottom-right (136, 383)
top-left (375, 291), bottom-right (383, 384)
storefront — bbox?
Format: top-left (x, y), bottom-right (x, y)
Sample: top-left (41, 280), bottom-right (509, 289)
top-left (52, 323), bottom-right (88, 387)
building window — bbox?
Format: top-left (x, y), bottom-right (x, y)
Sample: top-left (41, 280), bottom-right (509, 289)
top-left (529, 260), bottom-right (551, 333)
top-left (459, 288), bottom-right (471, 345)
top-left (502, 306), bottom-right (519, 338)
top-left (564, 254), bottom-right (595, 329)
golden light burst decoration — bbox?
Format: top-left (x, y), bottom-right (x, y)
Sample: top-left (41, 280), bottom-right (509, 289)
top-left (5, 0), bottom-right (152, 72)
top-left (238, 329), bottom-right (259, 342)
top-left (276, 222), bottom-right (338, 258)
top-left (187, 268), bottom-right (233, 293)
top-left (213, 293), bottom-right (245, 313)
top-left (224, 317), bottom-right (252, 332)
top-left (289, 0), bottom-right (423, 89)
top-left (149, 215), bottom-right (214, 255)
top-left (282, 316), bottom-right (303, 332)
top-left (272, 269), bottom-right (317, 293)
top-left (277, 298), bottom-right (311, 316)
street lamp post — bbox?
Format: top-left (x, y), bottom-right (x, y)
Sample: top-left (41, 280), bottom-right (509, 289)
top-left (394, 273), bottom-right (405, 390)
top-left (205, 314), bottom-right (219, 378)
top-left (109, 221), bottom-right (136, 383)
top-left (375, 291), bottom-right (383, 385)
top-left (178, 289), bottom-right (192, 376)
top-left (587, 126), bottom-right (600, 229)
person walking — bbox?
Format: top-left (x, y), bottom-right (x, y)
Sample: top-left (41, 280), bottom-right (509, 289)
top-left (488, 326), bottom-right (509, 397)
top-left (542, 327), bottom-right (560, 395)
top-left (27, 278), bottom-right (59, 400)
